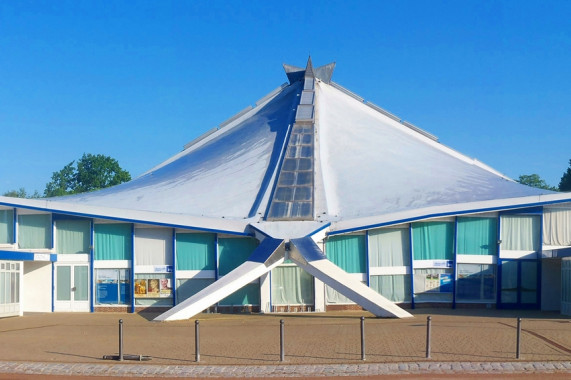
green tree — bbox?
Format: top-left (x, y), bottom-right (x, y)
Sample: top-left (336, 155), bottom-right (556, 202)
top-left (44, 153), bottom-right (131, 197)
top-left (517, 174), bottom-right (558, 191)
top-left (559, 159), bottom-right (571, 192)
top-left (2, 188), bottom-right (41, 198)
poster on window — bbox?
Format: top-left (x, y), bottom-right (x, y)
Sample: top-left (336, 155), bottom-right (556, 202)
top-left (423, 273), bottom-right (452, 293)
top-left (134, 279), bottom-right (147, 297)
top-left (159, 278), bottom-right (172, 297)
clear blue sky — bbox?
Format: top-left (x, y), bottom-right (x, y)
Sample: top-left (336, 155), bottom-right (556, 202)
top-left (1, 0), bottom-right (570, 195)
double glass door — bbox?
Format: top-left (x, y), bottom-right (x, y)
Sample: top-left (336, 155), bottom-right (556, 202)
top-left (499, 260), bottom-right (539, 309)
top-left (54, 264), bottom-right (89, 312)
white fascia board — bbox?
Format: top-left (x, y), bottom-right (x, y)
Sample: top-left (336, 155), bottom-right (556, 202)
top-left (328, 193), bottom-right (571, 235)
top-left (0, 196), bottom-right (250, 235)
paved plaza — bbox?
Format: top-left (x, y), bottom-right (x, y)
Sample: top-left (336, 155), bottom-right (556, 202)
top-left (0, 308), bottom-right (569, 377)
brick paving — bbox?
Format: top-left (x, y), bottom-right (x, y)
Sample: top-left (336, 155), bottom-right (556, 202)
top-left (0, 308), bottom-right (569, 377)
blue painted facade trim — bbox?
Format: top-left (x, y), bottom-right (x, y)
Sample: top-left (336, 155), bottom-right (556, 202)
top-left (0, 250), bottom-right (57, 261)
top-left (408, 224), bottom-right (415, 309)
top-left (214, 234), bottom-right (219, 281)
top-left (12, 208), bottom-right (17, 245)
top-left (306, 222), bottom-right (331, 237)
top-left (365, 230), bottom-right (370, 287)
top-left (327, 198), bottom-right (571, 236)
top-left (130, 224), bottom-right (135, 314)
top-left (452, 217), bottom-right (458, 309)
top-left (89, 220), bottom-right (94, 313)
top-left (0, 202), bottom-right (249, 236)
top-left (51, 262), bottom-right (55, 312)
top-left (172, 229), bottom-right (177, 306)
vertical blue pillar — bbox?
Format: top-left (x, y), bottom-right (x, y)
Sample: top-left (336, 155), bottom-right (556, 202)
top-left (452, 217), bottom-right (458, 309)
top-left (90, 219), bottom-right (94, 313)
top-left (172, 229), bottom-right (177, 306)
top-left (130, 224), bottom-right (135, 314)
top-left (365, 230), bottom-right (370, 287)
top-left (409, 224), bottom-right (415, 309)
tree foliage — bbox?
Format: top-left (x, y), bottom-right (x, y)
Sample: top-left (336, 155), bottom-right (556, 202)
top-left (2, 188), bottom-right (41, 198)
top-left (517, 174), bottom-right (558, 191)
top-left (559, 159), bottom-right (571, 192)
top-left (44, 153), bottom-right (131, 197)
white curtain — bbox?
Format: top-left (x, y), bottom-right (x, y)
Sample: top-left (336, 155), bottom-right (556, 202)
top-left (135, 228), bottom-right (173, 266)
top-left (370, 275), bottom-right (410, 302)
top-left (0, 210), bottom-right (13, 244)
top-left (368, 228), bottom-right (410, 267)
top-left (271, 266), bottom-right (314, 305)
top-left (543, 208), bottom-right (571, 246)
top-left (501, 215), bottom-right (540, 251)
top-left (325, 285), bottom-right (355, 304)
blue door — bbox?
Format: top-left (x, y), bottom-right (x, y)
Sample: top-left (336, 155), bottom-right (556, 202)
top-left (498, 259), bottom-right (539, 309)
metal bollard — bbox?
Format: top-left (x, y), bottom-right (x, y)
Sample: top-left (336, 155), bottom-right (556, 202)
top-left (280, 319), bottom-right (285, 362)
top-left (360, 316), bottom-right (366, 361)
top-left (516, 317), bottom-right (522, 359)
top-left (195, 320), bottom-right (200, 362)
top-left (118, 319), bottom-right (124, 361)
top-left (425, 316), bottom-right (431, 359)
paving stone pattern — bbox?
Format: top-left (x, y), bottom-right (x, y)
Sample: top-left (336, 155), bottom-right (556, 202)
top-left (0, 309), bottom-right (569, 377)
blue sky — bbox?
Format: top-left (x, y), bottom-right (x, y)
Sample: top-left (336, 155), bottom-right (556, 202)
top-left (1, 0), bottom-right (570, 195)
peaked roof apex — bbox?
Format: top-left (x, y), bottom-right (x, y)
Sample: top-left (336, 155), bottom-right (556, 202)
top-left (283, 57), bottom-right (336, 84)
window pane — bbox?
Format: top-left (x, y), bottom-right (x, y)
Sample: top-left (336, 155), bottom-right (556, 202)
top-left (218, 238), bottom-right (259, 276)
top-left (271, 266), bottom-right (314, 305)
top-left (56, 219), bottom-right (91, 254)
top-left (18, 214), bottom-right (51, 249)
top-left (74, 266), bottom-right (89, 301)
top-left (457, 217), bottom-right (497, 255)
top-left (57, 266), bottom-right (71, 301)
top-left (369, 228), bottom-right (410, 267)
top-left (412, 222), bottom-right (454, 260)
top-left (0, 209), bottom-right (14, 244)
top-left (326, 234), bottom-right (366, 273)
top-left (456, 264), bottom-right (496, 301)
top-left (176, 233), bottom-right (215, 270)
top-left (501, 215), bottom-right (540, 251)
top-left (370, 275), bottom-right (411, 302)
top-left (95, 224), bottom-right (132, 260)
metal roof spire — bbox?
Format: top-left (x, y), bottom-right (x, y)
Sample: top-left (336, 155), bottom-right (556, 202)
top-left (283, 57), bottom-right (336, 84)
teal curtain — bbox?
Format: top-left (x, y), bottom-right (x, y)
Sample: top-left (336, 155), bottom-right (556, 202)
top-left (219, 282), bottom-right (260, 305)
top-left (271, 266), bottom-right (314, 305)
top-left (457, 217), bottom-right (497, 255)
top-left (176, 278), bottom-right (215, 303)
top-left (368, 228), bottom-right (410, 267)
top-left (56, 219), bottom-right (91, 254)
top-left (370, 275), bottom-right (411, 302)
top-left (176, 233), bottom-right (215, 270)
top-left (412, 222), bottom-right (454, 260)
top-left (325, 234), bottom-right (366, 273)
top-left (501, 215), bottom-right (540, 251)
top-left (18, 214), bottom-right (51, 249)
top-left (218, 237), bottom-right (259, 276)
top-left (0, 210), bottom-right (14, 244)
top-left (94, 223), bottom-right (132, 260)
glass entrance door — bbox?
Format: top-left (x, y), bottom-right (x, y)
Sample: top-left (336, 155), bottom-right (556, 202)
top-left (54, 264), bottom-right (89, 312)
top-left (499, 260), bottom-right (539, 309)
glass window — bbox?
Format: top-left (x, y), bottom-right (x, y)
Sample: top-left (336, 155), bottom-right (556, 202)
top-left (412, 222), bottom-right (454, 261)
top-left (501, 215), bottom-right (540, 251)
top-left (18, 214), bottom-right (51, 249)
top-left (95, 224), bottom-right (132, 260)
top-left (134, 273), bottom-right (173, 306)
top-left (218, 238), bottom-right (259, 276)
top-left (456, 264), bottom-right (495, 301)
top-left (368, 228), bottom-right (410, 267)
top-left (413, 268), bottom-right (453, 302)
top-left (56, 219), bottom-right (91, 254)
top-left (176, 233), bottom-right (215, 271)
top-left (95, 269), bottom-right (130, 305)
top-left (134, 228), bottom-right (173, 266)
top-left (325, 234), bottom-right (366, 273)
top-left (271, 266), bottom-right (314, 305)
top-left (219, 282), bottom-right (260, 306)
top-left (176, 278), bottom-right (215, 303)
top-left (370, 275), bottom-right (411, 302)
top-left (0, 209), bottom-right (14, 244)
top-left (457, 217), bottom-right (497, 255)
